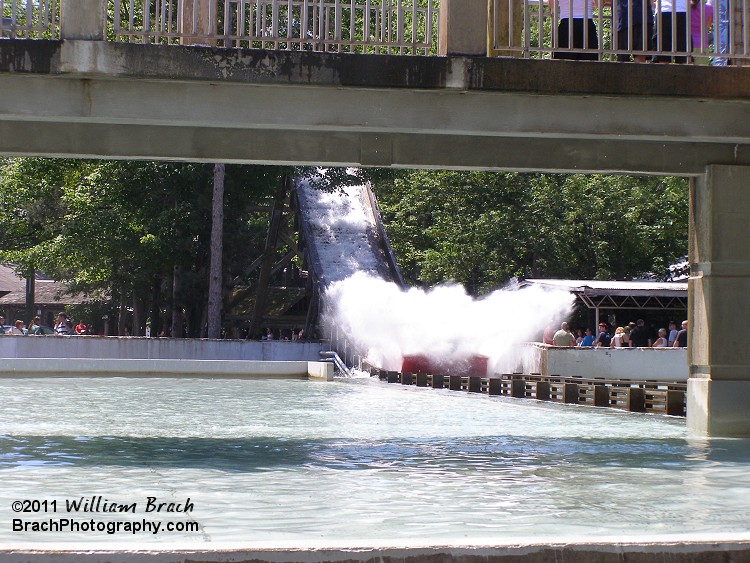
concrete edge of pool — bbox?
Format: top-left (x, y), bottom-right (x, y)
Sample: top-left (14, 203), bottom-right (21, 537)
top-left (0, 359), bottom-right (334, 380)
top-left (3, 536), bottom-right (750, 562)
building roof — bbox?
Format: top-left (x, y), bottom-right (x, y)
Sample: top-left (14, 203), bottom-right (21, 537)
top-left (521, 279), bottom-right (687, 311)
top-left (0, 264), bottom-right (88, 307)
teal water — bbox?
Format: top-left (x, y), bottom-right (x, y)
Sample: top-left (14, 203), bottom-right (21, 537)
top-left (1, 376), bottom-right (749, 546)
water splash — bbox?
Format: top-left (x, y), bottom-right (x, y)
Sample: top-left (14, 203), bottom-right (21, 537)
top-left (325, 272), bottom-right (574, 374)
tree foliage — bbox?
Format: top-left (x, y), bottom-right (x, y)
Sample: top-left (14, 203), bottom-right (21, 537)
top-left (0, 158), bottom-right (285, 335)
top-left (1, 159), bottom-right (688, 333)
top-left (369, 170), bottom-right (688, 295)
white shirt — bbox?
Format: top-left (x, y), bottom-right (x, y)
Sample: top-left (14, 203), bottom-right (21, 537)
top-left (654, 0), bottom-right (687, 13)
top-left (557, 0), bottom-right (594, 20)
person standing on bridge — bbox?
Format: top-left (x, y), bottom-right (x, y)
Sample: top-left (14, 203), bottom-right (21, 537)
top-left (613, 0), bottom-right (654, 61)
top-left (651, 0), bottom-right (690, 63)
top-left (549, 0), bottom-right (600, 60)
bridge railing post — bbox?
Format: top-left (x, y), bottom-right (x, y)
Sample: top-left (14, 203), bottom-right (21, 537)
top-left (60, 0), bottom-right (106, 40)
top-left (438, 0), bottom-right (487, 56)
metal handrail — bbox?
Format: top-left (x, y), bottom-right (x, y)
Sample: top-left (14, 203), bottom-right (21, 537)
top-left (320, 349), bottom-right (352, 377)
top-left (0, 0), bottom-right (59, 38)
top-left (489, 0), bottom-right (749, 63)
top-left (107, 0), bottom-right (439, 55)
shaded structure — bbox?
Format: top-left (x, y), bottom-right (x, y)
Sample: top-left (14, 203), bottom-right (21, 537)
top-left (0, 265), bottom-right (88, 327)
top-left (521, 278), bottom-right (688, 329)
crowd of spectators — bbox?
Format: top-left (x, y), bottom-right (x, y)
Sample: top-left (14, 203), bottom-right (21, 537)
top-left (544, 318), bottom-right (688, 348)
top-left (0, 312), bottom-right (91, 336)
top-left (550, 0), bottom-right (728, 66)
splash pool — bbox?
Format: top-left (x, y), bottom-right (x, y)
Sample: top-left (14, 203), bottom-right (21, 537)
top-left (2, 376), bottom-right (750, 552)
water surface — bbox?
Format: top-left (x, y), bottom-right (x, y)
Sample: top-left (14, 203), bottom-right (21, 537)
top-left (1, 376), bottom-right (749, 547)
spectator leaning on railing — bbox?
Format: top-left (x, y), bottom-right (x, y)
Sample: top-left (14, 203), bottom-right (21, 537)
top-left (579, 328), bottom-right (596, 346)
top-left (593, 322), bottom-right (612, 347)
top-left (54, 312), bottom-right (71, 335)
top-left (651, 0), bottom-right (689, 63)
top-left (553, 322), bottom-right (577, 346)
top-left (614, 0), bottom-right (654, 61)
top-left (673, 320), bottom-right (688, 347)
top-left (548, 0), bottom-right (600, 60)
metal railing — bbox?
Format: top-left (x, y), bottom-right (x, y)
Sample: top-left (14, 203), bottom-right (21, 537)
top-left (490, 0), bottom-right (749, 63)
top-left (110, 0), bottom-right (439, 54)
top-left (0, 0), bottom-right (59, 38)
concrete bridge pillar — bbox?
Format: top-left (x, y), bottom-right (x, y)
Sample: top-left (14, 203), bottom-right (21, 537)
top-left (688, 165), bottom-right (750, 436)
top-left (179, 0), bottom-right (217, 46)
top-left (60, 0), bottom-right (106, 40)
top-left (439, 0), bottom-right (487, 56)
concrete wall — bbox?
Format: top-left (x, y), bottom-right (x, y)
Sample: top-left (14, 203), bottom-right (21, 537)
top-left (0, 358), bottom-right (334, 379)
top-left (0, 335), bottom-right (327, 361)
top-left (519, 343), bottom-right (688, 381)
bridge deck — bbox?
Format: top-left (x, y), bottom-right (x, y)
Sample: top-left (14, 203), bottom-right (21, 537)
top-left (1, 39), bottom-right (749, 174)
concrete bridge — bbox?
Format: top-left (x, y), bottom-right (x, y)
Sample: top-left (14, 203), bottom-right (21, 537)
top-left (2, 0), bottom-right (750, 436)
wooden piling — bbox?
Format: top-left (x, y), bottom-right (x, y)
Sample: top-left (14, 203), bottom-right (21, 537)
top-left (488, 378), bottom-right (503, 396)
top-left (563, 382), bottom-right (579, 404)
top-left (379, 367), bottom-right (685, 418)
top-left (666, 389), bottom-right (685, 416)
top-left (627, 387), bottom-right (646, 412)
top-left (534, 381), bottom-right (551, 401)
top-left (511, 379), bottom-right (526, 398)
top-left (593, 384), bottom-right (610, 407)
top-left (468, 376), bottom-right (482, 393)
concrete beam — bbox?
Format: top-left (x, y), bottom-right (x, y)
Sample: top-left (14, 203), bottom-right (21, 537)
top-left (3, 40), bottom-right (747, 101)
top-left (2, 120), bottom-right (749, 174)
top-left (1, 40), bottom-right (749, 174)
top-left (2, 73), bottom-right (749, 145)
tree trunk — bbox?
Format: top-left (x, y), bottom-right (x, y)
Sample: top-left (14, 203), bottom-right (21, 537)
top-left (207, 163), bottom-right (225, 339)
top-left (24, 266), bottom-right (35, 326)
top-left (171, 264), bottom-right (182, 337)
top-left (118, 290), bottom-right (127, 336)
top-left (132, 294), bottom-right (145, 336)
top-left (150, 276), bottom-right (161, 336)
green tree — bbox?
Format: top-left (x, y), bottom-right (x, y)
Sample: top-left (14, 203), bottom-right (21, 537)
top-left (370, 170), bottom-right (688, 294)
top-left (0, 158), bottom-right (286, 336)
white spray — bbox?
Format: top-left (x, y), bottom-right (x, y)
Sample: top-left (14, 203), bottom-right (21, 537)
top-left (325, 272), bottom-right (575, 375)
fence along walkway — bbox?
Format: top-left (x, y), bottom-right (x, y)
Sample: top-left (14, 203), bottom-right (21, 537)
top-left (490, 0), bottom-right (749, 63)
top-left (0, 0), bottom-right (58, 38)
top-left (109, 0), bottom-right (438, 53)
top-left (3, 0), bottom-right (748, 63)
